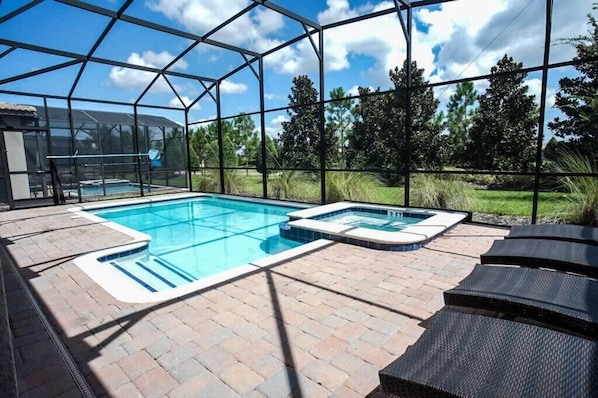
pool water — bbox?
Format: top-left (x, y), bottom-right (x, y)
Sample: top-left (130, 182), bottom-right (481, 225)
top-left (80, 183), bottom-right (154, 196)
top-left (90, 197), bottom-right (302, 291)
top-left (318, 210), bottom-right (427, 232)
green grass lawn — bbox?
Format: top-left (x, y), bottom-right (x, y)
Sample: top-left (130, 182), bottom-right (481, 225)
top-left (184, 172), bottom-right (571, 218)
top-left (368, 187), bottom-right (568, 217)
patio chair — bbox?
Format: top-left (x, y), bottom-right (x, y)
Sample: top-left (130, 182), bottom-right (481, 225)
top-left (480, 238), bottom-right (598, 278)
top-left (444, 264), bottom-right (598, 339)
top-left (506, 223), bottom-right (598, 246)
top-left (378, 310), bottom-right (598, 397)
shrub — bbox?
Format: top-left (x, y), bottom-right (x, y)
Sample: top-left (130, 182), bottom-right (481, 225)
top-left (551, 150), bottom-right (598, 226)
top-left (268, 171), bottom-right (309, 200)
top-left (487, 175), bottom-right (536, 190)
top-left (462, 173), bottom-right (496, 187)
top-left (411, 174), bottom-right (474, 210)
top-left (325, 172), bottom-right (382, 203)
top-left (195, 170), bottom-right (247, 194)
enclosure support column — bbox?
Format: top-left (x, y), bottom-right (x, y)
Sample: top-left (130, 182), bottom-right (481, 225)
top-left (97, 122), bottom-right (107, 197)
top-left (395, 2), bottom-right (413, 206)
top-left (318, 27), bottom-right (326, 204)
top-left (133, 105), bottom-right (144, 197)
top-left (43, 97), bottom-right (64, 205)
top-left (259, 57), bottom-right (268, 198)
top-left (161, 126), bottom-right (166, 189)
top-left (185, 110), bottom-right (192, 192)
top-left (67, 98), bottom-right (82, 202)
top-left (532, 0), bottom-right (554, 224)
top-left (216, 82), bottom-right (225, 194)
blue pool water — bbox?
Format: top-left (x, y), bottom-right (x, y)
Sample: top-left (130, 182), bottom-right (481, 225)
top-left (318, 210), bottom-right (428, 232)
top-left (80, 182), bottom-right (154, 196)
top-left (90, 197), bottom-right (302, 291)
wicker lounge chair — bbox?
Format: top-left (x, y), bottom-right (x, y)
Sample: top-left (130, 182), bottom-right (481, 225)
top-left (378, 310), bottom-right (598, 397)
top-left (480, 238), bottom-right (598, 278)
top-left (506, 223), bottom-right (598, 245)
top-left (444, 264), bottom-right (598, 338)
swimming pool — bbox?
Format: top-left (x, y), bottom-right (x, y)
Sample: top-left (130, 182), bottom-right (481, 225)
top-left (314, 208), bottom-right (429, 232)
top-left (282, 202), bottom-right (468, 251)
top-left (78, 179), bottom-right (159, 196)
top-left (73, 195), bottom-right (330, 302)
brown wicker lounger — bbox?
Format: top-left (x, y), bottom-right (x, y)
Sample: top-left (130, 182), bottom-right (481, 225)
top-left (444, 264), bottom-right (598, 339)
top-left (507, 224), bottom-right (598, 245)
top-left (480, 238), bottom-right (598, 278)
top-left (379, 310), bottom-right (598, 397)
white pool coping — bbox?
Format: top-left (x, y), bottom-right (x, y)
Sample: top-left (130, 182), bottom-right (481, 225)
top-left (286, 202), bottom-right (468, 245)
top-left (70, 193), bottom-right (327, 303)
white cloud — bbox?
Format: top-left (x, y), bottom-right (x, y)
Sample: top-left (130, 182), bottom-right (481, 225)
top-left (318, 0), bottom-right (355, 24)
top-left (147, 0), bottom-right (285, 54)
top-left (220, 79), bottom-right (247, 94)
top-left (347, 85), bottom-right (374, 96)
top-left (190, 115), bottom-right (217, 129)
top-left (109, 51), bottom-right (187, 92)
top-left (525, 78), bottom-right (557, 108)
top-left (317, 0), bottom-right (375, 24)
top-left (416, 0), bottom-right (588, 82)
top-left (258, 1), bottom-right (405, 82)
top-left (169, 96), bottom-right (201, 109)
top-left (252, 1), bottom-right (410, 83)
top-left (265, 114), bottom-right (287, 137)
top-left (147, 0), bottom-right (249, 38)
top-left (314, 0), bottom-right (587, 88)
top-left (265, 93), bottom-right (285, 100)
top-left (254, 7), bottom-right (284, 34)
top-left (145, 0), bottom-right (590, 97)
top-left (142, 50), bottom-right (188, 70)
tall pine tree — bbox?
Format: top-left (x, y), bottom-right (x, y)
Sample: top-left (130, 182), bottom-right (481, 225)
top-left (548, 4), bottom-right (598, 157)
top-left (466, 54), bottom-right (537, 171)
top-left (388, 60), bottom-right (442, 171)
top-left (347, 61), bottom-right (440, 182)
top-left (326, 87), bottom-right (354, 162)
top-left (446, 81), bottom-right (477, 166)
top-left (279, 75), bottom-right (335, 169)
top-left (346, 87), bottom-right (391, 170)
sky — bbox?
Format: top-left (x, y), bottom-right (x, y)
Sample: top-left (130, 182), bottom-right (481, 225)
top-left (0, 0), bottom-right (593, 139)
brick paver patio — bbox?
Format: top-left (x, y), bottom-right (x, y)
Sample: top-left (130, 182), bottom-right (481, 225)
top-left (0, 199), bottom-right (508, 397)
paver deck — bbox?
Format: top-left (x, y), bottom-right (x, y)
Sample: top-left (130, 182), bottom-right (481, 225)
top-left (0, 199), bottom-right (508, 397)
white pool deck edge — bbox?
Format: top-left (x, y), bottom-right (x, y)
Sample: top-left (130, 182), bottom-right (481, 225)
top-left (286, 202), bottom-right (469, 245)
top-left (69, 193), bottom-right (329, 303)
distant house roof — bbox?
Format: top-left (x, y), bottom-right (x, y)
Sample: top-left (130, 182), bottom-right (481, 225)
top-left (36, 106), bottom-right (181, 128)
top-left (0, 102), bottom-right (38, 118)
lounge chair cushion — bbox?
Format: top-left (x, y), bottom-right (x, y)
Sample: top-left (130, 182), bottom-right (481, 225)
top-left (480, 238), bottom-right (598, 278)
top-left (379, 310), bottom-right (598, 398)
top-left (444, 264), bottom-right (598, 338)
top-left (507, 224), bottom-right (598, 245)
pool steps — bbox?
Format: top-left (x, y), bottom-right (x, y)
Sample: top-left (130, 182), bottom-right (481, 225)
top-left (109, 256), bottom-right (197, 292)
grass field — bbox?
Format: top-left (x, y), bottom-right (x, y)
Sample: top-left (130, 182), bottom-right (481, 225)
top-left (179, 172), bottom-right (572, 219)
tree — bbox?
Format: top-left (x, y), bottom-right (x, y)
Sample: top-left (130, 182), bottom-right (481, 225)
top-left (346, 87), bottom-right (391, 170)
top-left (232, 114), bottom-right (258, 173)
top-left (388, 61), bottom-right (442, 170)
top-left (190, 120), bottom-right (237, 170)
top-left (255, 135), bottom-right (279, 174)
top-left (445, 81), bottom-right (477, 166)
top-left (164, 128), bottom-right (186, 171)
top-left (280, 75), bottom-right (331, 170)
top-left (346, 61), bottom-right (441, 182)
top-left (326, 87), bottom-right (354, 161)
top-left (548, 4), bottom-right (598, 158)
top-left (190, 124), bottom-right (215, 170)
top-left (205, 135), bottom-right (237, 168)
top-left (189, 143), bottom-right (200, 170)
top-left (466, 54), bottom-right (537, 171)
